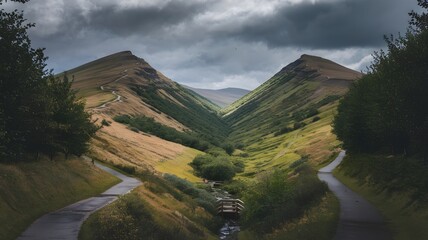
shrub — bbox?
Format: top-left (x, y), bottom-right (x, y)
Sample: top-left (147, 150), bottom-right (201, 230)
top-left (312, 116), bottom-right (321, 122)
top-left (81, 194), bottom-right (192, 240)
top-left (164, 174), bottom-right (217, 214)
top-left (113, 114), bottom-right (210, 151)
top-left (101, 119), bottom-right (110, 126)
top-left (129, 127), bottom-right (139, 133)
top-left (242, 167), bottom-right (328, 233)
top-left (190, 155), bottom-right (239, 181)
top-left (113, 114), bottom-right (131, 124)
top-left (222, 143), bottom-right (235, 155)
top-left (274, 127), bottom-right (293, 136)
top-left (201, 161), bottom-right (235, 181)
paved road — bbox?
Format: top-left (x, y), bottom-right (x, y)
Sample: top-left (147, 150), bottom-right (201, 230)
top-left (18, 162), bottom-right (141, 240)
top-left (318, 151), bottom-right (392, 240)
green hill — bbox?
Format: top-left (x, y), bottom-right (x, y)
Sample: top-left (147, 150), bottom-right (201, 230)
top-left (67, 51), bottom-right (229, 145)
top-left (224, 54), bottom-right (362, 175)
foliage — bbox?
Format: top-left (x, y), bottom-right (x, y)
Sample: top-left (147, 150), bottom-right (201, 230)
top-left (80, 193), bottom-right (193, 240)
top-left (242, 167), bottom-right (328, 233)
top-left (163, 174), bottom-right (217, 214)
top-left (101, 119), bottom-right (110, 126)
top-left (339, 154), bottom-right (428, 201)
top-left (312, 116), bottom-right (321, 122)
top-left (113, 114), bottom-right (210, 151)
top-left (190, 154), bottom-right (241, 181)
top-left (132, 84), bottom-right (230, 146)
top-left (333, 3), bottom-right (428, 156)
top-left (292, 107), bottom-right (319, 122)
top-left (0, 1), bottom-right (96, 160)
top-left (222, 143), bottom-right (235, 155)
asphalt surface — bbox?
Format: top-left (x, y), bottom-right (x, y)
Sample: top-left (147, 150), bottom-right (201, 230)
top-left (18, 162), bottom-right (141, 240)
top-left (318, 151), bottom-right (392, 240)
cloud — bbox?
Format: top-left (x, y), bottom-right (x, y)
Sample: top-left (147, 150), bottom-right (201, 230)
top-left (229, 0), bottom-right (418, 49)
top-left (3, 0), bottom-right (421, 89)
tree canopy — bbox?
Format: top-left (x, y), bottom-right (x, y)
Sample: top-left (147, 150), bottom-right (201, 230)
top-left (0, 0), bottom-right (97, 160)
top-left (333, 0), bottom-right (428, 156)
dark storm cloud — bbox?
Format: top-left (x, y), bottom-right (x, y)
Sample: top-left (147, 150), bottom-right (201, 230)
top-left (87, 2), bottom-right (207, 36)
top-left (232, 0), bottom-right (417, 49)
top-left (7, 0), bottom-right (421, 89)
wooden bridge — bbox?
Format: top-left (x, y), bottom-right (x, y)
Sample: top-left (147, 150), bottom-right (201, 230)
top-left (217, 198), bottom-right (245, 218)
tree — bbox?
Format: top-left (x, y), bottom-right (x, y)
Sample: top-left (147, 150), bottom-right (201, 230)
top-left (0, 0), bottom-right (98, 160)
top-left (0, 0), bottom-right (51, 159)
top-left (333, 0), bottom-right (428, 156)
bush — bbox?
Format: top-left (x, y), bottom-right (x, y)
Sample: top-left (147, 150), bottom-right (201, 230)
top-left (293, 122), bottom-right (306, 130)
top-left (113, 114), bottom-right (131, 124)
top-left (242, 167), bottom-right (327, 233)
top-left (116, 164), bottom-right (136, 175)
top-left (235, 142), bottom-right (246, 150)
top-left (80, 194), bottom-right (192, 240)
top-left (128, 127), bottom-right (139, 133)
top-left (312, 116), bottom-right (321, 122)
top-left (274, 126), bottom-right (293, 136)
top-left (200, 161), bottom-right (236, 181)
top-left (164, 174), bottom-right (217, 214)
top-left (101, 119), bottom-right (110, 126)
top-left (190, 155), bottom-right (240, 181)
top-left (113, 114), bottom-right (210, 151)
top-left (222, 143), bottom-right (235, 155)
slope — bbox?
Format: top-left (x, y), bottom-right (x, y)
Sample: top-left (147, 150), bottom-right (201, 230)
top-left (68, 51), bottom-right (228, 139)
top-left (65, 51), bottom-right (230, 179)
top-left (0, 157), bottom-right (119, 240)
top-left (185, 86), bottom-right (250, 108)
top-left (224, 54), bottom-right (362, 175)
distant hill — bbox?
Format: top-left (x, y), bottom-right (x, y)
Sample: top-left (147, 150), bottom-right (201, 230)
top-left (184, 86), bottom-right (250, 108)
top-left (223, 54), bottom-right (362, 174)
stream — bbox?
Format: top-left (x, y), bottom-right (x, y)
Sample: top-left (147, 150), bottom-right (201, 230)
top-left (210, 186), bottom-right (242, 239)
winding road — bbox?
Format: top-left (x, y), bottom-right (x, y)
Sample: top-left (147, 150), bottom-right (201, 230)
top-left (95, 73), bottom-right (128, 110)
top-left (318, 151), bottom-right (392, 240)
top-left (18, 161), bottom-right (141, 240)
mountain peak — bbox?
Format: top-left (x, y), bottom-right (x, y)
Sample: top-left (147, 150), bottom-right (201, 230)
top-left (277, 54), bottom-right (362, 81)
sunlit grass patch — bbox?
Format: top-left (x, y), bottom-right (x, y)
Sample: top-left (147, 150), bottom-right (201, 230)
top-left (155, 148), bottom-right (202, 182)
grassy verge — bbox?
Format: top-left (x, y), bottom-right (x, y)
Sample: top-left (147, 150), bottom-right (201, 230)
top-left (239, 193), bottom-right (339, 240)
top-left (79, 173), bottom-right (220, 240)
top-left (0, 156), bottom-right (120, 240)
top-left (334, 155), bottom-right (428, 240)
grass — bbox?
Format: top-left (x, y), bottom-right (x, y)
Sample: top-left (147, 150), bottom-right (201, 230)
top-left (234, 103), bottom-right (341, 179)
top-left (334, 155), bottom-right (428, 240)
top-left (79, 175), bottom-right (219, 240)
top-left (0, 156), bottom-right (120, 240)
top-left (155, 148), bottom-right (202, 182)
top-left (239, 193), bottom-right (339, 240)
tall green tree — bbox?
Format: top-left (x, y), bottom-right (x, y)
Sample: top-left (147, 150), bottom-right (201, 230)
top-left (0, 0), bottom-right (50, 159)
top-left (48, 74), bottom-right (98, 158)
top-left (0, 0), bottom-right (97, 160)
top-left (334, 0), bottom-right (428, 156)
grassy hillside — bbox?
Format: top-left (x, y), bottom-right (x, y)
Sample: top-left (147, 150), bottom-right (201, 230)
top-left (80, 171), bottom-right (220, 240)
top-left (0, 157), bottom-right (120, 240)
top-left (224, 55), bottom-right (361, 174)
top-left (89, 114), bottom-right (202, 182)
top-left (67, 51), bottom-right (229, 141)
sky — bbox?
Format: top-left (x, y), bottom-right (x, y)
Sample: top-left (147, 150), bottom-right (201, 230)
top-left (3, 0), bottom-right (421, 90)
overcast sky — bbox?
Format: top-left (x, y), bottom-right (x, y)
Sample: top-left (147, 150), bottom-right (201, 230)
top-left (4, 0), bottom-right (421, 90)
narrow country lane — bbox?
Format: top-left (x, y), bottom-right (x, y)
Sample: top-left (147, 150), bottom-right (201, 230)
top-left (318, 151), bottom-right (392, 240)
top-left (18, 162), bottom-right (141, 240)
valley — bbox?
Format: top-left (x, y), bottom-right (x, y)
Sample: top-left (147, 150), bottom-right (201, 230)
top-left (1, 1), bottom-right (427, 238)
